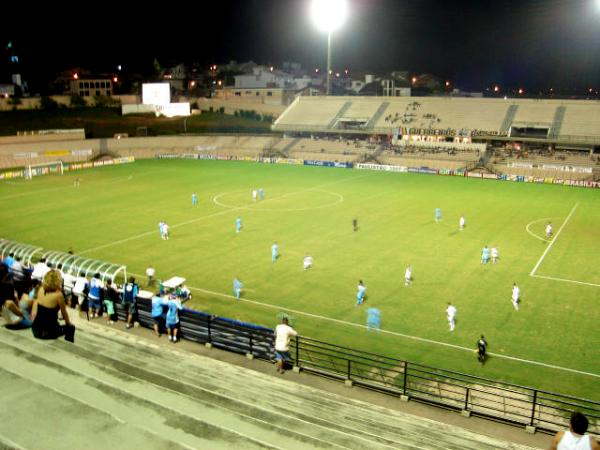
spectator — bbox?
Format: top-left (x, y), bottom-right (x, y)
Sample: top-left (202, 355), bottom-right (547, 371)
top-left (165, 296), bottom-right (183, 342)
top-left (104, 279), bottom-right (119, 325)
top-left (0, 264), bottom-right (16, 308)
top-left (151, 293), bottom-right (168, 337)
top-left (31, 270), bottom-right (74, 342)
top-left (88, 273), bottom-right (103, 319)
top-left (549, 412), bottom-right (599, 450)
top-left (4, 253), bottom-right (15, 273)
top-left (10, 256), bottom-right (29, 298)
top-left (31, 258), bottom-right (50, 281)
top-left (122, 276), bottom-right (139, 329)
top-left (2, 278), bottom-right (35, 330)
top-left (274, 317), bottom-right (297, 374)
top-left (146, 265), bottom-right (155, 287)
top-left (71, 272), bottom-right (89, 309)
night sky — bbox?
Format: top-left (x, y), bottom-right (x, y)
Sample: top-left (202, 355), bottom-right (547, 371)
top-left (2, 0), bottom-right (599, 92)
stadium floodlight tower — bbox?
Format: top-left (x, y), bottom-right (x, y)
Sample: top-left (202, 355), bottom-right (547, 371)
top-left (310, 0), bottom-right (348, 95)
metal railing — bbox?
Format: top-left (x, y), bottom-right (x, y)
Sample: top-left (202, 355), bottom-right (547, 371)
top-left (111, 297), bottom-right (599, 437)
top-left (293, 336), bottom-right (600, 436)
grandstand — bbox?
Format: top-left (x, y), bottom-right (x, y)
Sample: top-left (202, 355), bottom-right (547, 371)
top-left (0, 315), bottom-right (546, 450)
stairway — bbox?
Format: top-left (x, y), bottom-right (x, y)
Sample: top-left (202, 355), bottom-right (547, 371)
top-left (0, 320), bottom-right (539, 450)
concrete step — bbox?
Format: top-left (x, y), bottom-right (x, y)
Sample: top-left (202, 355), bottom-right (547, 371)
top-left (0, 320), bottom-right (540, 450)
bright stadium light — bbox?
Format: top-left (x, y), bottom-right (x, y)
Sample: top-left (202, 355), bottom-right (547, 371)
top-left (310, 0), bottom-right (348, 95)
top-left (310, 0), bottom-right (347, 32)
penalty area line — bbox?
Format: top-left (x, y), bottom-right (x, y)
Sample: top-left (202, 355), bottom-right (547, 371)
top-left (129, 272), bottom-right (600, 379)
top-left (532, 274), bottom-right (600, 288)
top-left (530, 203), bottom-right (578, 276)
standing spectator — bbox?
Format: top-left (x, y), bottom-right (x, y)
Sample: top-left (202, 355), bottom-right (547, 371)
top-left (122, 276), bottom-right (139, 329)
top-left (31, 258), bottom-right (50, 281)
top-left (165, 296), bottom-right (183, 343)
top-left (88, 273), bottom-right (103, 319)
top-left (146, 265), bottom-right (156, 287)
top-left (71, 272), bottom-right (88, 309)
top-left (476, 335), bottom-right (487, 364)
top-left (446, 302), bottom-right (457, 331)
top-left (103, 279), bottom-right (119, 325)
top-left (274, 317), bottom-right (297, 374)
top-left (549, 412), bottom-right (599, 450)
top-left (151, 294), bottom-right (168, 337)
top-left (31, 270), bottom-right (74, 342)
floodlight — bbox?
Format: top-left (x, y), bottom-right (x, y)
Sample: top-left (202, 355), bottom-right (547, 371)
top-left (310, 0), bottom-right (348, 33)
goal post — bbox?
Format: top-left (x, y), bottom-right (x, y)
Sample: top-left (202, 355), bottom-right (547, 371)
top-left (26, 160), bottom-right (64, 179)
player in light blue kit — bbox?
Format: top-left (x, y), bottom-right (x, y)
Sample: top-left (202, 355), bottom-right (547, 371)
top-left (356, 280), bottom-right (367, 305)
top-left (233, 277), bottom-right (243, 299)
top-left (271, 242), bottom-right (279, 262)
top-left (235, 217), bottom-right (242, 233)
top-left (481, 245), bottom-right (490, 264)
top-left (192, 192), bottom-right (198, 206)
top-left (366, 308), bottom-right (381, 331)
top-left (435, 208), bottom-right (442, 223)
top-left (258, 188), bottom-right (265, 200)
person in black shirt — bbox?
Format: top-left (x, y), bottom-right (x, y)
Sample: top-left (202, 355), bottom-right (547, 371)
top-left (476, 335), bottom-right (487, 364)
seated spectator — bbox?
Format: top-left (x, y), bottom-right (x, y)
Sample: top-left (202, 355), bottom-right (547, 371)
top-left (2, 278), bottom-right (36, 330)
top-left (549, 411), bottom-right (599, 450)
top-left (11, 256), bottom-right (27, 298)
top-left (31, 269), bottom-right (74, 342)
top-left (0, 263), bottom-right (16, 308)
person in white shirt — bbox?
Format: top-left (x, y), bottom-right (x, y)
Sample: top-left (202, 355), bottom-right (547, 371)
top-left (491, 246), bottom-right (499, 264)
top-left (511, 283), bottom-right (520, 311)
top-left (405, 265), bottom-right (412, 286)
top-left (72, 272), bottom-right (89, 309)
top-left (162, 223), bottom-right (169, 240)
top-left (252, 189), bottom-right (257, 202)
top-left (459, 215), bottom-right (465, 231)
top-left (549, 411), bottom-right (599, 450)
top-left (31, 258), bottom-right (50, 281)
top-left (274, 317), bottom-right (297, 374)
top-left (303, 254), bottom-right (313, 271)
top-left (546, 222), bottom-right (553, 239)
top-left (146, 266), bottom-right (156, 287)
top-left (446, 302), bottom-right (457, 331)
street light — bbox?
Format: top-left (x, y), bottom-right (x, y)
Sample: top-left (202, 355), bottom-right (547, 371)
top-left (310, 0), bottom-right (348, 95)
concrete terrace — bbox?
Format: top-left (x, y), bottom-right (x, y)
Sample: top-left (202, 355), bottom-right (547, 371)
top-left (0, 314), bottom-right (548, 450)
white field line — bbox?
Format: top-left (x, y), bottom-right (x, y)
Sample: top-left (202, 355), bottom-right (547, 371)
top-left (532, 274), bottom-right (600, 288)
top-left (129, 272), bottom-right (600, 379)
top-left (80, 173), bottom-right (370, 255)
top-left (530, 203), bottom-right (579, 276)
top-left (525, 217), bottom-right (558, 242)
top-left (0, 435), bottom-right (27, 450)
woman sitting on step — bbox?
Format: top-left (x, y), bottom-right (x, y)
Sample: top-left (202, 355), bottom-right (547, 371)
top-left (31, 270), bottom-right (75, 342)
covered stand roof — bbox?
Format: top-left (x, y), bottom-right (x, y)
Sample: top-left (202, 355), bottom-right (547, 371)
top-left (0, 239), bottom-right (126, 283)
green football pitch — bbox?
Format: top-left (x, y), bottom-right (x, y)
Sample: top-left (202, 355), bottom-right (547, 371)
top-left (1, 159), bottom-right (598, 398)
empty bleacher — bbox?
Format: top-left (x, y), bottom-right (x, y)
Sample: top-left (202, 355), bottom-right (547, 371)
top-left (0, 317), bottom-right (542, 450)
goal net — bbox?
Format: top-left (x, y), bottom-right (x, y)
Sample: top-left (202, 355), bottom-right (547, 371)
top-left (25, 161), bottom-right (64, 179)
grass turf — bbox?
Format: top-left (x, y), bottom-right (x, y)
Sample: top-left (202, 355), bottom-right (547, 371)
top-left (1, 158), bottom-right (598, 399)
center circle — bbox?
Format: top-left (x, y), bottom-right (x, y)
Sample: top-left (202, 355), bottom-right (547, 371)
top-left (213, 189), bottom-right (344, 212)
